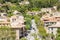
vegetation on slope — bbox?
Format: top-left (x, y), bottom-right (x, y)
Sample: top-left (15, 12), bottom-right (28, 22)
top-left (0, 26), bottom-right (16, 40)
top-left (0, 0), bottom-right (60, 40)
top-left (56, 28), bottom-right (60, 40)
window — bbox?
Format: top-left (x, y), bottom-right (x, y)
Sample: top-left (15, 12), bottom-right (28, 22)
top-left (51, 28), bottom-right (53, 34)
top-left (24, 22), bottom-right (26, 25)
top-left (46, 25), bottom-right (49, 27)
top-left (51, 28), bottom-right (53, 30)
top-left (18, 13), bottom-right (20, 14)
top-left (51, 37), bottom-right (53, 40)
top-left (12, 19), bottom-right (16, 22)
top-left (51, 22), bottom-right (54, 24)
top-left (3, 14), bottom-right (7, 16)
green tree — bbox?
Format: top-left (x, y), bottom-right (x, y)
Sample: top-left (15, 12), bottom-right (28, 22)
top-left (25, 14), bottom-right (32, 30)
top-left (34, 15), bottom-right (47, 40)
top-left (34, 15), bottom-right (40, 25)
top-left (20, 37), bottom-right (27, 40)
top-left (56, 2), bottom-right (60, 11)
top-left (38, 21), bottom-right (47, 39)
top-left (29, 0), bottom-right (58, 8)
top-left (0, 0), bottom-right (5, 3)
top-left (55, 28), bottom-right (60, 40)
top-left (32, 33), bottom-right (39, 40)
top-left (0, 26), bottom-right (16, 40)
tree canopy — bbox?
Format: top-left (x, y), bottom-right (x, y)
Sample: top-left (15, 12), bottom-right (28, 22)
top-left (56, 28), bottom-right (60, 40)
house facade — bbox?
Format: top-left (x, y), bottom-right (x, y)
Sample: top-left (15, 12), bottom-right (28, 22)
top-left (41, 10), bottom-right (60, 40)
top-left (0, 12), bottom-right (25, 40)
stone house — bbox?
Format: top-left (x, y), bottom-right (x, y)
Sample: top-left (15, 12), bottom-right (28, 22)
top-left (0, 13), bottom-right (25, 40)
